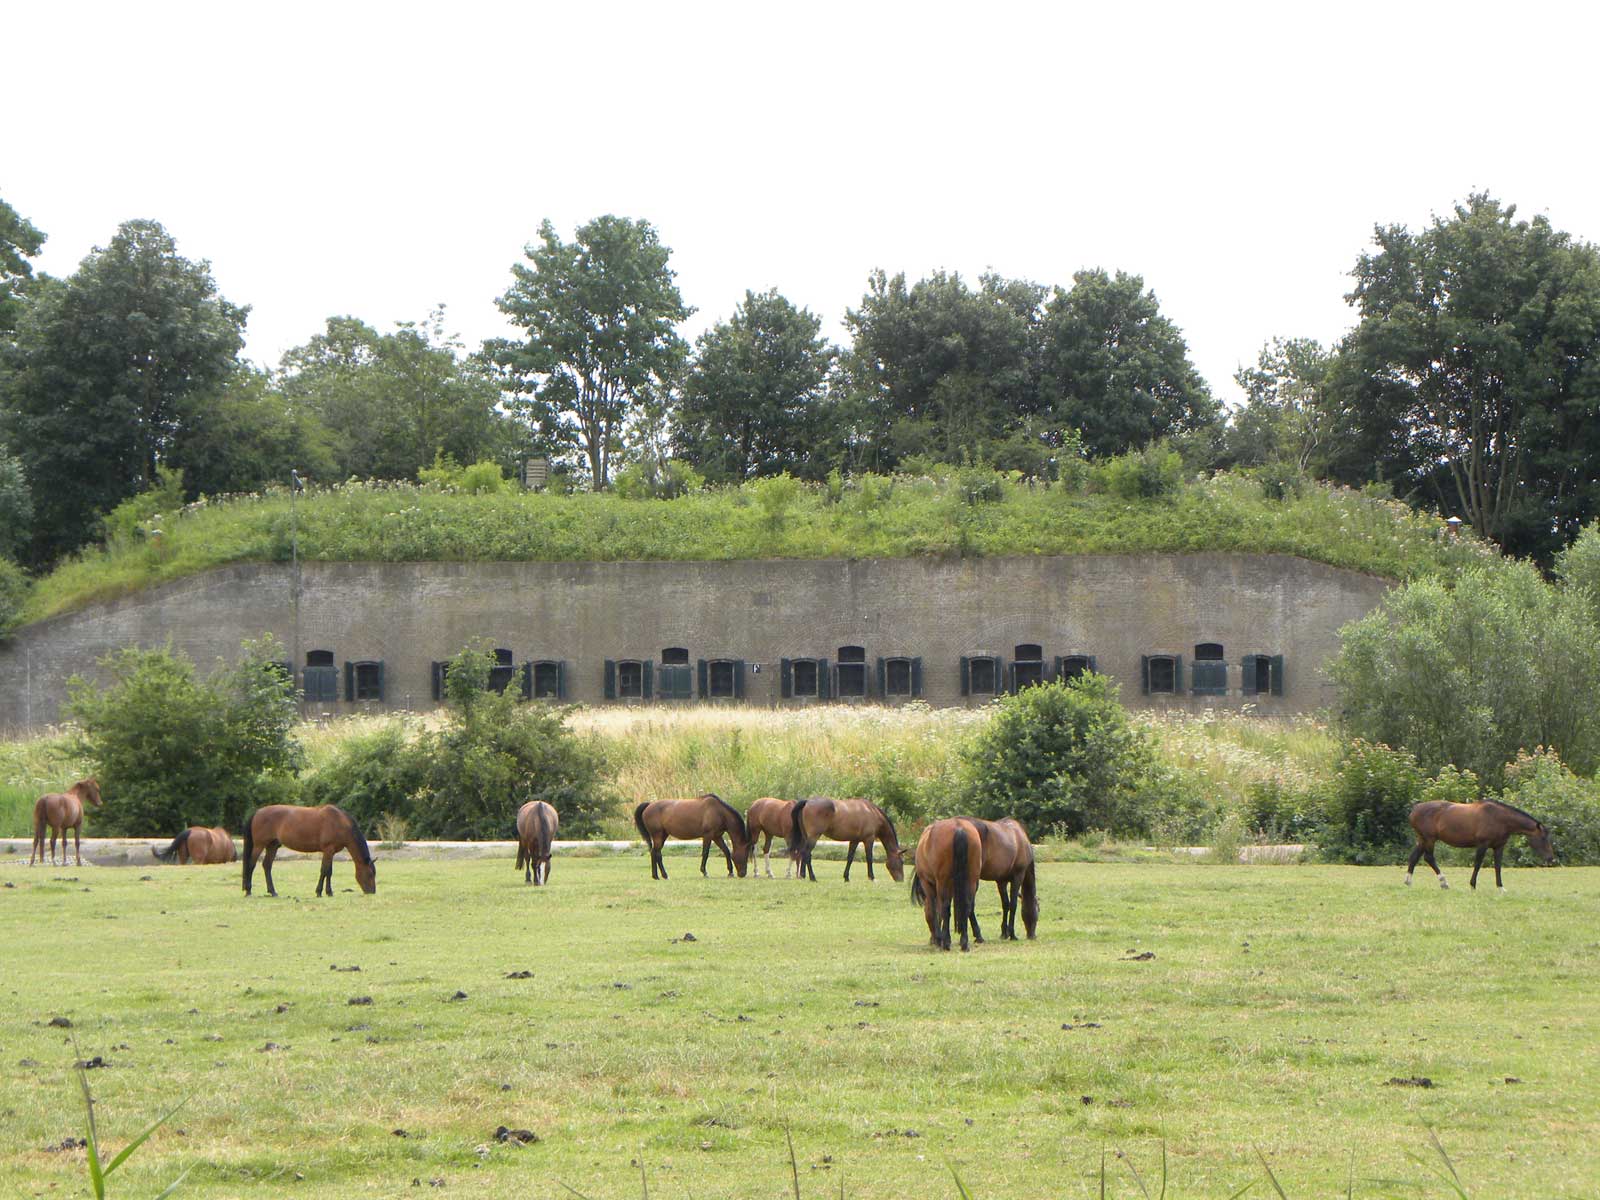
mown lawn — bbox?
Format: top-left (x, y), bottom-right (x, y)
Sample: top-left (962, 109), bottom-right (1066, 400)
top-left (4, 856), bottom-right (1596, 1198)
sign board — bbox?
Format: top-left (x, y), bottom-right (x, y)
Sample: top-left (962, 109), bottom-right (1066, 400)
top-left (522, 457), bottom-right (550, 491)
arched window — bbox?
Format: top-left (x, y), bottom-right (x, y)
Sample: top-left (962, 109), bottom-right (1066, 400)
top-left (835, 646), bottom-right (867, 698)
top-left (1141, 654), bottom-right (1180, 695)
top-left (1057, 654), bottom-right (1095, 682)
top-left (1191, 643), bottom-right (1226, 695)
top-left (658, 648), bottom-right (693, 699)
top-left (961, 654), bottom-right (1002, 696)
top-left (1011, 643), bottom-right (1046, 692)
top-left (304, 649), bottom-right (339, 702)
top-left (488, 647), bottom-right (517, 694)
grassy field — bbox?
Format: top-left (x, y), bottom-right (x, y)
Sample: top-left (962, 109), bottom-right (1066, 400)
top-left (5, 855), bottom-right (1596, 1198)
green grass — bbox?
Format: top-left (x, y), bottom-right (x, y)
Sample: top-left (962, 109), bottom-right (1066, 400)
top-left (17, 471), bottom-right (1494, 626)
top-left (5, 857), bottom-right (1596, 1197)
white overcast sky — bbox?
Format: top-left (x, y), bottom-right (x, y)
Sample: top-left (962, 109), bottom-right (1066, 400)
top-left (8, 0), bottom-right (1599, 405)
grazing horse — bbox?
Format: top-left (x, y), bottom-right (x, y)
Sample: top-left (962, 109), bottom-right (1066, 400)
top-left (30, 779), bottom-right (102, 867)
top-left (153, 827), bottom-right (236, 865)
top-left (1405, 800), bottom-right (1556, 892)
top-left (791, 796), bottom-right (905, 883)
top-left (515, 800), bottom-right (559, 885)
top-left (909, 818), bottom-right (982, 951)
top-left (745, 796), bottom-right (797, 878)
top-left (959, 816), bottom-right (1039, 942)
top-left (243, 804), bottom-right (376, 897)
top-left (633, 794), bottom-right (749, 880)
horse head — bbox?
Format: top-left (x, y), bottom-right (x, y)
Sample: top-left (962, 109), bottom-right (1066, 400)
top-left (884, 838), bottom-right (906, 883)
top-left (76, 779), bottom-right (103, 807)
top-left (354, 854), bottom-right (378, 894)
top-left (1529, 822), bottom-right (1557, 864)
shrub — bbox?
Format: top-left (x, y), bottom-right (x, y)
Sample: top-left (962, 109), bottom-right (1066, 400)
top-left (99, 465), bottom-right (186, 546)
top-left (299, 721), bottom-right (428, 831)
top-left (1317, 740), bottom-right (1424, 864)
top-left (612, 457), bottom-right (704, 500)
top-left (65, 637), bottom-right (303, 835)
top-left (1499, 748), bottom-right (1600, 866)
top-left (1242, 776), bottom-right (1325, 842)
top-left (959, 674), bottom-right (1157, 837)
top-left (1254, 459), bottom-right (1308, 501)
top-left (748, 472), bottom-right (802, 528)
top-left (0, 556), bottom-right (28, 638)
top-left (1094, 442), bottom-right (1183, 500)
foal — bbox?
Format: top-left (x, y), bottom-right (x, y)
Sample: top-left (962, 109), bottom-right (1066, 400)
top-left (30, 780), bottom-right (102, 867)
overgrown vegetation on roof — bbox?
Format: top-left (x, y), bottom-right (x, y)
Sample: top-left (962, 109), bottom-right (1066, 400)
top-left (14, 467), bottom-right (1493, 627)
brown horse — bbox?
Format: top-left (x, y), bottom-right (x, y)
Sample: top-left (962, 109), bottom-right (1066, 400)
top-left (909, 818), bottom-right (982, 951)
top-left (153, 827), bottom-right (236, 865)
top-left (791, 796), bottom-right (905, 883)
top-left (633, 794), bottom-right (749, 880)
top-left (1405, 800), bottom-right (1556, 892)
top-left (30, 779), bottom-right (102, 867)
top-left (243, 804), bottom-right (376, 897)
top-left (959, 816), bottom-right (1039, 942)
top-left (745, 797), bottom-right (797, 878)
top-left (515, 800), bottom-right (559, 885)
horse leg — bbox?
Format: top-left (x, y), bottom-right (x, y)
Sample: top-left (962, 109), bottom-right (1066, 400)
top-left (760, 832), bottom-right (773, 878)
top-left (843, 841), bottom-right (857, 881)
top-left (700, 838), bottom-right (712, 876)
top-left (319, 850), bottom-right (335, 897)
top-left (50, 825), bottom-right (60, 866)
top-left (73, 822), bottom-right (83, 867)
top-left (921, 880), bottom-right (939, 946)
top-left (1469, 846), bottom-right (1487, 890)
top-left (1423, 847), bottom-right (1447, 889)
top-left (865, 839), bottom-right (876, 881)
top-left (1404, 844), bottom-right (1424, 885)
top-left (1493, 844), bottom-right (1505, 892)
top-left (263, 843), bottom-right (280, 897)
top-left (997, 879), bottom-right (1012, 939)
top-left (655, 834), bottom-right (669, 881)
top-left (938, 887), bottom-right (953, 951)
top-left (713, 832), bottom-right (734, 875)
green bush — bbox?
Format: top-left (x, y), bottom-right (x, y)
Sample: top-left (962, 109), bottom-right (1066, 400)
top-left (1242, 776), bottom-right (1325, 842)
top-left (0, 556), bottom-right (29, 638)
top-left (1499, 748), bottom-right (1600, 866)
top-left (99, 465), bottom-right (186, 546)
top-left (612, 458), bottom-right (704, 500)
top-left (1094, 442), bottom-right (1183, 499)
top-left (1317, 740), bottom-right (1424, 864)
top-left (959, 674), bottom-right (1158, 837)
top-left (65, 637), bottom-right (304, 835)
top-left (406, 643), bottom-right (614, 838)
top-left (299, 722), bottom-right (428, 831)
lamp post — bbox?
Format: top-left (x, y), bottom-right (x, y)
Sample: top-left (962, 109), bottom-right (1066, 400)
top-left (290, 470), bottom-right (303, 690)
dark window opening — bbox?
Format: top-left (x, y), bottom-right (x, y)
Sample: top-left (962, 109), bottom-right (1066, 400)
top-left (1191, 644), bottom-right (1226, 695)
top-left (792, 659), bottom-right (818, 696)
top-left (709, 659), bottom-right (735, 698)
top-left (836, 646), bottom-right (867, 698)
top-left (1014, 643), bottom-right (1042, 661)
top-left (1011, 644), bottom-right (1046, 692)
top-left (1059, 655), bottom-right (1094, 682)
top-left (531, 660), bottom-right (562, 699)
top-left (969, 656), bottom-right (998, 694)
top-left (1145, 655), bottom-right (1178, 694)
top-left (348, 660), bottom-right (383, 702)
top-left (618, 660), bottom-right (644, 699)
top-left (1194, 642), bottom-right (1225, 661)
top-left (306, 649), bottom-right (334, 667)
top-left (1241, 654), bottom-right (1284, 697)
top-left (884, 657), bottom-right (913, 696)
top-left (488, 647), bottom-right (516, 694)
top-left (662, 646), bottom-right (689, 666)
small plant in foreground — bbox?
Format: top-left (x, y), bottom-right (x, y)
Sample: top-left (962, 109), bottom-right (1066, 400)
top-left (73, 1048), bottom-right (189, 1198)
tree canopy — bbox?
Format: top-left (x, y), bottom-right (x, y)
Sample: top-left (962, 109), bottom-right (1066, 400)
top-left (492, 216), bottom-right (690, 489)
top-left (0, 193), bottom-right (46, 335)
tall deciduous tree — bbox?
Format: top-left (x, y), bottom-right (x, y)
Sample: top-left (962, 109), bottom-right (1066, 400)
top-left (491, 216), bottom-right (690, 489)
top-left (0, 219), bottom-right (246, 562)
top-left (1227, 337), bottom-right (1340, 471)
top-left (1037, 269), bottom-right (1218, 458)
top-left (0, 440), bottom-right (32, 560)
top-left (674, 289), bottom-right (835, 482)
top-left (0, 193), bottom-right (46, 335)
top-left (279, 309), bottom-right (505, 482)
top-left (842, 269), bottom-right (1044, 471)
top-left (170, 368), bottom-right (338, 497)
top-left (1336, 194), bottom-right (1600, 559)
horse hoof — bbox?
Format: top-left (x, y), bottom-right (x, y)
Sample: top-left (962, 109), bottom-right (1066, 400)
top-left (1403, 875), bottom-right (1412, 886)
top-left (1439, 879), bottom-right (1449, 890)
top-left (1497, 886), bottom-right (1507, 894)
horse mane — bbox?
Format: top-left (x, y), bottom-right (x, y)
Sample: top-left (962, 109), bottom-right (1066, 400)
top-left (1488, 798), bottom-right (1542, 826)
top-left (706, 793), bottom-right (748, 842)
top-left (872, 801), bottom-right (899, 847)
top-left (344, 812), bottom-right (374, 865)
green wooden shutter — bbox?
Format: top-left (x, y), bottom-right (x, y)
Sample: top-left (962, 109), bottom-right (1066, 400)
top-left (1174, 655), bottom-right (1184, 694)
top-left (431, 661), bottom-right (444, 702)
top-left (557, 661), bottom-right (567, 701)
top-left (697, 659), bottom-right (708, 699)
top-left (734, 660), bottom-right (746, 699)
top-left (1086, 655), bottom-right (1096, 674)
top-left (818, 658), bottom-right (831, 700)
top-left (780, 658), bottom-right (792, 698)
top-left (344, 661), bottom-right (354, 701)
top-left (959, 656), bottom-right (971, 696)
top-left (521, 662), bottom-right (533, 699)
top-left (1005, 661), bottom-right (1017, 695)
top-left (1241, 656), bottom-right (1258, 695)
top-left (1052, 655), bottom-right (1064, 682)
top-left (603, 660), bottom-right (616, 700)
top-left (911, 657), bottom-right (923, 698)
top-left (875, 657), bottom-right (886, 697)
top-left (643, 661), bottom-right (654, 700)
top-left (1270, 655), bottom-right (1285, 696)
top-left (1140, 655), bottom-right (1150, 694)
top-left (375, 661), bottom-right (385, 702)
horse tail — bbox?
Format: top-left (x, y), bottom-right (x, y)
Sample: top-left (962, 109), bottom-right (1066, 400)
top-left (241, 810), bottom-right (256, 892)
top-left (154, 830), bottom-right (190, 863)
top-left (1020, 858), bottom-right (1039, 936)
top-left (910, 872), bottom-right (925, 905)
top-left (633, 802), bottom-right (652, 842)
top-left (790, 799), bottom-right (807, 847)
top-left (952, 824), bottom-right (972, 943)
top-left (535, 803), bottom-right (552, 859)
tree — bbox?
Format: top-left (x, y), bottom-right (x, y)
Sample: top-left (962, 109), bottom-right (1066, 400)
top-left (170, 367), bottom-right (338, 498)
top-left (1, 219), bottom-right (246, 561)
top-left (841, 269), bottom-right (1044, 471)
top-left (1329, 560), bottom-right (1600, 786)
top-left (674, 289), bottom-right (835, 482)
top-left (1037, 269), bottom-right (1219, 458)
top-left (0, 440), bottom-right (32, 560)
top-left (278, 309), bottom-right (505, 482)
top-left (65, 637), bottom-right (304, 836)
top-left (1227, 337), bottom-right (1338, 471)
top-left (491, 216), bottom-right (690, 489)
top-left (0, 193), bottom-right (46, 334)
top-left (1336, 194), bottom-right (1600, 558)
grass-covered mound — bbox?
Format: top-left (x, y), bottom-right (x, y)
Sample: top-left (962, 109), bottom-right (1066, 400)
top-left (17, 470), bottom-right (1493, 626)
